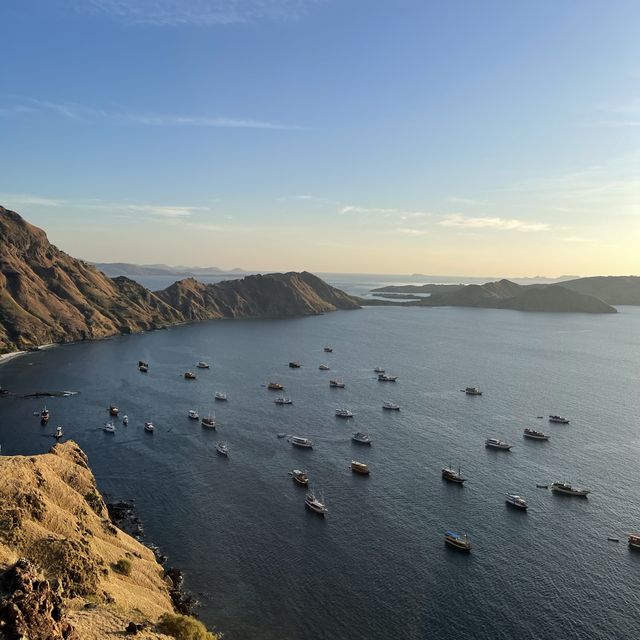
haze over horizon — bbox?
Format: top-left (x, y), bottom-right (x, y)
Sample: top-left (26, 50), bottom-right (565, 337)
top-left (1, 0), bottom-right (638, 276)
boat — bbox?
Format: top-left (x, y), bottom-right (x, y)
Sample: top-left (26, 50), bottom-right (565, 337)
top-left (465, 387), bottom-right (482, 395)
top-left (188, 409), bottom-right (199, 420)
top-left (144, 421), bottom-right (155, 433)
top-left (122, 415), bottom-right (129, 425)
top-left (318, 364), bottom-right (330, 371)
top-left (54, 426), bottom-right (63, 439)
top-left (335, 408), bottom-right (354, 418)
top-left (329, 379), bottom-right (345, 388)
top-left (289, 469), bottom-right (309, 486)
top-left (201, 414), bottom-right (216, 429)
top-left (290, 436), bottom-right (313, 449)
top-left (382, 402), bottom-right (400, 411)
top-left (377, 373), bottom-right (397, 382)
top-left (324, 347), bottom-right (333, 353)
top-left (138, 363), bottom-right (149, 372)
top-left (40, 407), bottom-right (50, 424)
top-left (551, 482), bottom-right (589, 497)
top-left (267, 382), bottom-right (284, 391)
top-left (524, 428), bottom-right (549, 440)
top-left (274, 397), bottom-right (293, 405)
top-left (216, 442), bottom-right (229, 456)
top-left (505, 494), bottom-right (528, 510)
top-left (485, 438), bottom-right (512, 450)
top-left (305, 491), bottom-right (328, 515)
top-left (374, 367), bottom-right (385, 373)
top-left (103, 422), bottom-right (116, 433)
top-left (442, 464), bottom-right (466, 484)
top-left (351, 460), bottom-right (370, 475)
top-left (444, 531), bottom-right (471, 552)
top-left (138, 360), bottom-right (148, 368)
top-left (536, 484), bottom-right (548, 489)
top-left (629, 534), bottom-right (640, 550)
top-left (109, 404), bottom-right (119, 416)
top-left (214, 392), bottom-right (227, 401)
top-left (289, 361), bottom-right (301, 368)
top-left (549, 415), bottom-right (570, 424)
top-left (352, 432), bottom-right (372, 445)
top-left (607, 537), bottom-right (620, 542)
top-left (184, 371), bottom-right (197, 380)
top-left (196, 362), bottom-right (210, 369)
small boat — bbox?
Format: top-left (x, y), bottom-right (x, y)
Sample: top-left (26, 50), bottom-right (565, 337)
top-left (318, 364), bottom-right (330, 371)
top-left (289, 361), bottom-right (301, 368)
top-left (305, 491), bottom-right (328, 515)
top-left (628, 534), bottom-right (640, 550)
top-left (216, 442), bottom-right (229, 456)
top-left (277, 433), bottom-right (287, 438)
top-left (505, 494), bottom-right (528, 510)
top-left (377, 373), bottom-right (397, 382)
top-left (442, 465), bottom-right (466, 484)
top-left (214, 392), bottom-right (227, 401)
top-left (196, 362), bottom-right (210, 369)
top-left (144, 421), bottom-right (155, 433)
top-left (54, 426), bottom-right (63, 439)
top-left (289, 469), bottom-right (309, 486)
top-left (444, 531), bottom-right (471, 552)
top-left (122, 415), bottom-right (129, 425)
top-left (201, 414), bottom-right (216, 429)
top-left (335, 408), bottom-right (354, 418)
top-left (268, 382), bottom-right (284, 391)
top-left (329, 379), bottom-right (345, 388)
top-left (352, 432), bottom-right (372, 445)
top-left (324, 346), bottom-right (333, 353)
top-left (549, 415), bottom-right (570, 424)
top-left (138, 363), bottom-right (149, 372)
top-left (608, 537), bottom-right (620, 542)
top-left (109, 404), bottom-right (119, 416)
top-left (138, 360), bottom-right (148, 367)
top-left (382, 402), bottom-right (400, 411)
top-left (374, 367), bottom-right (385, 373)
top-left (290, 436), bottom-right (313, 449)
top-left (40, 407), bottom-right (50, 425)
top-left (536, 484), bottom-right (548, 489)
top-left (274, 397), bottom-right (293, 405)
top-left (184, 371), bottom-right (197, 380)
top-left (551, 482), bottom-right (589, 497)
top-left (104, 422), bottom-right (116, 433)
top-left (524, 428), bottom-right (549, 440)
top-left (188, 409), bottom-right (199, 420)
top-left (485, 438), bottom-right (512, 450)
top-left (351, 460), bottom-right (370, 475)
top-left (465, 387), bottom-right (482, 396)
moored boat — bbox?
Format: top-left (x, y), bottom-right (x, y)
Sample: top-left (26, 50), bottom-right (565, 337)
top-left (444, 531), bottom-right (471, 552)
top-left (54, 426), bottom-right (63, 439)
top-left (352, 432), bottom-right (372, 445)
top-left (335, 408), bottom-right (354, 418)
top-left (551, 482), bottom-right (589, 497)
top-left (214, 392), bottom-right (227, 401)
top-left (324, 346), bottom-right (333, 353)
top-left (351, 460), bottom-right (370, 475)
top-left (377, 373), bottom-right (397, 382)
top-left (184, 371), bottom-right (197, 380)
top-left (138, 363), bottom-right (149, 372)
top-left (629, 534), bottom-right (640, 550)
top-left (382, 401), bottom-right (400, 411)
top-left (188, 409), bottom-right (199, 420)
top-left (216, 442), bottom-right (229, 456)
top-left (144, 421), bottom-right (155, 433)
top-left (122, 415), bottom-right (129, 425)
top-left (524, 428), bottom-right (549, 440)
top-left (442, 465), bottom-right (466, 484)
top-left (305, 491), bottom-right (328, 515)
top-left (318, 364), bottom-right (330, 371)
top-left (289, 469), bottom-right (309, 486)
top-left (196, 361), bottom-right (210, 369)
top-left (109, 404), bottom-right (119, 416)
top-left (374, 367), bottom-right (385, 373)
top-left (201, 414), bottom-right (216, 429)
top-left (290, 436), bottom-right (313, 449)
top-left (485, 438), bottom-right (513, 450)
top-left (274, 397), bottom-right (293, 405)
top-left (268, 382), bottom-right (284, 391)
top-left (104, 422), bottom-right (116, 433)
top-left (289, 361), bottom-right (301, 368)
top-left (549, 415), bottom-right (570, 424)
top-left (465, 387), bottom-right (482, 395)
top-left (505, 494), bottom-right (528, 510)
top-left (329, 379), bottom-right (345, 388)
top-left (40, 407), bottom-right (50, 424)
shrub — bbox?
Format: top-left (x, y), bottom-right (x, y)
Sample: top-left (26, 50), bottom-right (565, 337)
top-left (112, 558), bottom-right (132, 576)
top-left (157, 613), bottom-right (221, 640)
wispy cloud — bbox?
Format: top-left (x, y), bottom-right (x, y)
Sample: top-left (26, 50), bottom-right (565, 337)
top-left (439, 214), bottom-right (551, 232)
top-left (395, 227), bottom-right (427, 236)
top-left (0, 193), bottom-right (65, 207)
top-left (339, 204), bottom-right (432, 218)
top-left (121, 204), bottom-right (206, 218)
top-left (0, 97), bottom-right (301, 130)
top-left (73, 0), bottom-right (322, 26)
top-left (447, 196), bottom-right (479, 205)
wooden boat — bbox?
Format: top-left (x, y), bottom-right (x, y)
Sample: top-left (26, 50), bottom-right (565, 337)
top-left (445, 531), bottom-right (471, 552)
top-left (351, 460), bottom-right (370, 475)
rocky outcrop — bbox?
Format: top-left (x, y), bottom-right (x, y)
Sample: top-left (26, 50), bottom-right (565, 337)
top-left (0, 206), bottom-right (360, 353)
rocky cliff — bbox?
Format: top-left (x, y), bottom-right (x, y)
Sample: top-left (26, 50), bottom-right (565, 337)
top-left (0, 441), bottom-right (218, 639)
top-left (0, 206), bottom-right (360, 353)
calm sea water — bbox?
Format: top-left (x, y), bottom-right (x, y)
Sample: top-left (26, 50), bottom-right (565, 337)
top-left (1, 301), bottom-right (640, 639)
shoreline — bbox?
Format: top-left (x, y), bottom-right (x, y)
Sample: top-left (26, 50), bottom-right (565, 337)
top-left (0, 343), bottom-right (57, 367)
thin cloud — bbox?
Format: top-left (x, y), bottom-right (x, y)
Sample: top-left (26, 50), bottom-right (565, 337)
top-left (395, 227), bottom-right (427, 237)
top-left (339, 205), bottom-right (432, 218)
top-left (440, 214), bottom-right (550, 232)
top-left (0, 193), bottom-right (65, 207)
top-left (123, 204), bottom-right (205, 218)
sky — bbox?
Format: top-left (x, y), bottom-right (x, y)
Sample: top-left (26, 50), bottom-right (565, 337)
top-left (1, 0), bottom-right (639, 276)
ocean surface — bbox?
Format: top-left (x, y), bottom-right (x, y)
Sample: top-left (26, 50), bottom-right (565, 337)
top-left (1, 290), bottom-right (640, 639)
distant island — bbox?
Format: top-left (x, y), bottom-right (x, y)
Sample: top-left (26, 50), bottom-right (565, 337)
top-left (92, 262), bottom-right (249, 278)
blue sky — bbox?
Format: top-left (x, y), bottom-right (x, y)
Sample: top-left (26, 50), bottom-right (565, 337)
top-left (1, 0), bottom-right (638, 275)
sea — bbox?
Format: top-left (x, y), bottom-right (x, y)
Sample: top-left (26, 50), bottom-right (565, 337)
top-left (1, 273), bottom-right (639, 640)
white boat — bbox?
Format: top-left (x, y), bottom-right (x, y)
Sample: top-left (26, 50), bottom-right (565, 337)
top-left (274, 397), bottom-right (293, 405)
top-left (289, 469), bottom-right (309, 485)
top-left (335, 408), bottom-right (354, 418)
top-left (324, 346), bottom-right (333, 353)
top-left (188, 409), bottom-right (199, 420)
top-left (144, 421), bottom-right (155, 433)
top-left (290, 436), bottom-right (313, 449)
top-left (201, 413), bottom-right (216, 429)
top-left (551, 482), bottom-right (589, 497)
top-left (214, 392), bottom-right (228, 401)
top-left (196, 361), bottom-right (210, 369)
top-left (523, 428), bottom-right (549, 440)
top-left (374, 367), bottom-right (385, 373)
top-left (485, 438), bottom-right (512, 450)
top-left (351, 460), bottom-right (370, 475)
top-left (104, 422), bottom-right (116, 433)
top-left (549, 415), bottom-right (570, 424)
top-left (505, 494), bottom-right (528, 510)
top-left (305, 491), bottom-right (328, 515)
top-left (40, 407), bottom-right (50, 424)
top-left (216, 442), bottom-right (229, 456)
top-left (382, 402), bottom-right (400, 411)
top-left (122, 415), bottom-right (129, 425)
top-left (377, 373), bottom-right (397, 382)
top-left (465, 387), bottom-right (482, 396)
top-left (54, 426), bottom-right (63, 439)
top-left (329, 379), bottom-right (345, 388)
top-left (352, 432), bottom-right (372, 445)
top-left (318, 364), bottom-right (330, 371)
